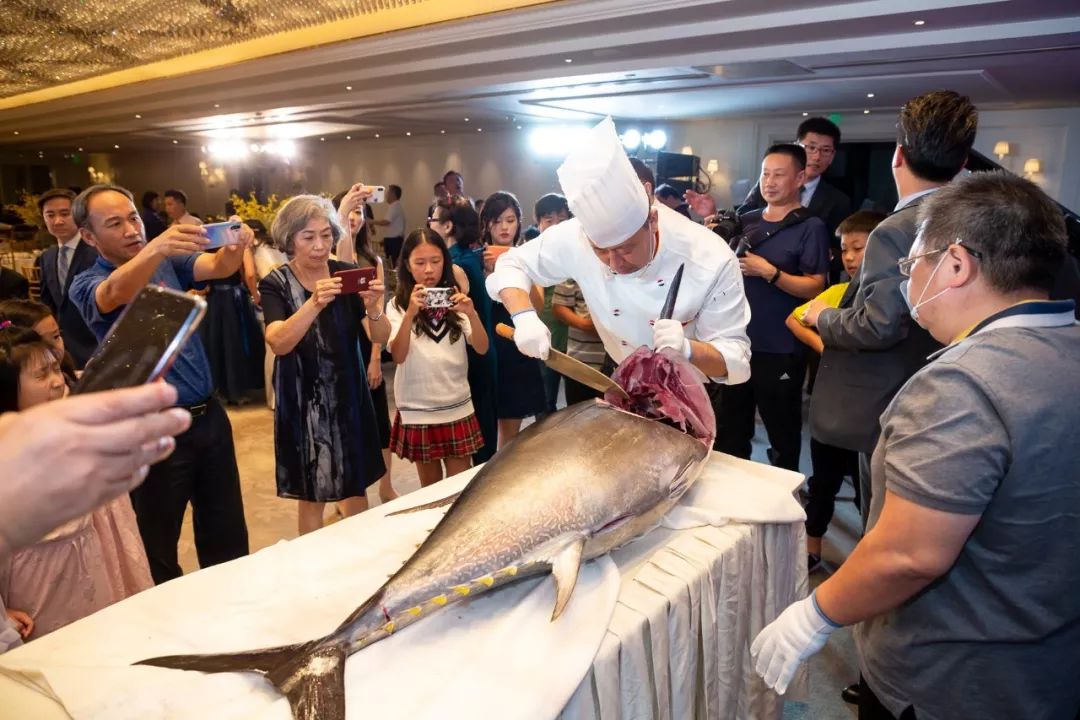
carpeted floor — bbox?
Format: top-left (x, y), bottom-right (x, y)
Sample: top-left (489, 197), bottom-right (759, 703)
top-left (177, 364), bottom-right (862, 719)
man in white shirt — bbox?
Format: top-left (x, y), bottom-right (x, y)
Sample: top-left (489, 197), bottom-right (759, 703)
top-left (375, 184), bottom-right (406, 267)
top-left (486, 117), bottom-right (751, 387)
top-left (163, 188), bottom-right (203, 227)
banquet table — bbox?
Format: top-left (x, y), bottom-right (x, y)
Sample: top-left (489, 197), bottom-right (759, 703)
top-left (0, 451), bottom-right (807, 720)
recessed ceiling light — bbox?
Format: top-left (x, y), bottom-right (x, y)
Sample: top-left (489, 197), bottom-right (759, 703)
top-left (172, 139), bottom-right (178, 144)
top-left (346, 135), bottom-right (352, 140)
top-left (374, 134), bottom-right (379, 138)
top-left (564, 58), bottom-right (573, 63)
top-left (440, 129), bottom-right (446, 134)
top-left (866, 93), bottom-right (875, 98)
top-left (477, 128), bottom-right (482, 132)
top-left (134, 114), bottom-right (142, 119)
top-left (113, 144), bottom-right (120, 149)
top-left (863, 109), bottom-right (871, 114)
top-left (406, 131), bottom-right (412, 136)
top-left (12, 131), bottom-right (18, 135)
top-left (345, 85), bottom-right (352, 91)
top-left (78, 147), bottom-right (83, 151)
top-left (913, 19), bottom-right (925, 26)
top-left (802, 112), bottom-right (808, 117)
top-left (320, 137), bottom-right (325, 141)
top-left (213, 104), bottom-right (220, 108)
top-left (516, 125), bottom-right (522, 130)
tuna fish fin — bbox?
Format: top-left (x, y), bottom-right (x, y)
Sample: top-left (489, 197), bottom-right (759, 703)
top-left (137, 640), bottom-right (348, 720)
top-left (386, 491), bottom-right (461, 516)
top-left (550, 535), bottom-right (586, 621)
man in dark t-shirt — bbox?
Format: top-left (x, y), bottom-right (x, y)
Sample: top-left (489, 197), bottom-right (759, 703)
top-left (715, 144), bottom-right (829, 471)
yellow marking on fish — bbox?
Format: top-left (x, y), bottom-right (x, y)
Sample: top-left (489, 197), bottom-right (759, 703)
top-left (383, 621), bottom-right (396, 634)
top-left (431, 594), bottom-right (448, 606)
top-left (478, 575), bottom-right (494, 587)
top-left (503, 565), bottom-right (518, 577)
top-left (407, 606), bottom-right (423, 616)
top-left (453, 585), bottom-right (471, 596)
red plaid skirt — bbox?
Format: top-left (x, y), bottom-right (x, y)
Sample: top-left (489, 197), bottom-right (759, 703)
top-left (390, 412), bottom-right (484, 462)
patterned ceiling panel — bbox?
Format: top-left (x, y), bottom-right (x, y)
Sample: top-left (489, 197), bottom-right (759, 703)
top-left (0, 0), bottom-right (431, 98)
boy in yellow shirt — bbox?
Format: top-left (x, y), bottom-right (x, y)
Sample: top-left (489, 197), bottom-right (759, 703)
top-left (786, 210), bottom-right (884, 572)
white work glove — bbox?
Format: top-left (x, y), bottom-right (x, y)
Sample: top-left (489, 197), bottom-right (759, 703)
top-left (653, 318), bottom-right (692, 360)
top-left (511, 309), bottom-right (551, 360)
top-left (750, 591), bottom-right (840, 694)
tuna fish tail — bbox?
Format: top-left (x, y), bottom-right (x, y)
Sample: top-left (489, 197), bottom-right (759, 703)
top-left (137, 639), bottom-right (348, 720)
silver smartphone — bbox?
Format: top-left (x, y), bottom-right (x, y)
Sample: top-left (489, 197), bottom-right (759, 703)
top-left (364, 185), bottom-right (386, 204)
top-left (203, 221), bottom-right (243, 249)
top-left (73, 285), bottom-right (207, 395)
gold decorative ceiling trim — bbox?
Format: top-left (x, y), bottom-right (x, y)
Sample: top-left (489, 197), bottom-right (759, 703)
top-left (0, 0), bottom-right (555, 111)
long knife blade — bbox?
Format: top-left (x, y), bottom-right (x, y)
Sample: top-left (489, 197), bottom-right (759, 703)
top-left (495, 323), bottom-right (630, 400)
top-left (660, 263), bottom-right (684, 321)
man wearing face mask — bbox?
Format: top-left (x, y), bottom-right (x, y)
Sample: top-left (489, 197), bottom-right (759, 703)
top-left (752, 170), bottom-right (1080, 720)
top-left (801, 90), bottom-right (977, 529)
top-left (486, 116), bottom-right (751, 387)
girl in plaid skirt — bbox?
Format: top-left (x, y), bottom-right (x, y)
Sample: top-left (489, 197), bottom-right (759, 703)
top-left (387, 229), bottom-right (490, 487)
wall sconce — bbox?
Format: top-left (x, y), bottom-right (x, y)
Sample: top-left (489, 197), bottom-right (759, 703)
top-left (680, 145), bottom-right (694, 156)
top-left (993, 141), bottom-right (1010, 161)
top-left (1023, 158), bottom-right (1041, 177)
top-left (706, 159), bottom-right (719, 174)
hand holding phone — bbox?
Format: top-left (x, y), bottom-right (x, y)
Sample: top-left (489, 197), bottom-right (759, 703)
top-left (334, 266), bottom-right (378, 294)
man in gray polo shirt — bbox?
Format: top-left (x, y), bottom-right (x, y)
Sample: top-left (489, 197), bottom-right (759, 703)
top-left (751, 171), bottom-right (1080, 720)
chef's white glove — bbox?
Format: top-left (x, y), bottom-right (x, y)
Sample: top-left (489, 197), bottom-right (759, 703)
top-left (653, 319), bottom-right (692, 360)
top-left (511, 309), bottom-right (551, 360)
top-left (750, 591), bottom-right (840, 694)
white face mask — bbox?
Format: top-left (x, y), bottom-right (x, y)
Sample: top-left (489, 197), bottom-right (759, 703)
top-left (900, 250), bottom-right (950, 326)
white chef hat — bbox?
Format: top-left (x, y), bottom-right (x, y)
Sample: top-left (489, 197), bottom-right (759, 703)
top-left (557, 116), bottom-right (650, 249)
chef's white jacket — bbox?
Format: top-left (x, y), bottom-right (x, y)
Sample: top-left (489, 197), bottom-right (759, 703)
top-left (486, 204), bottom-right (751, 383)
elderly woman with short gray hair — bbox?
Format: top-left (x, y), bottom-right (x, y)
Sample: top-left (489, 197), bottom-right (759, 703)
top-left (259, 195), bottom-right (391, 535)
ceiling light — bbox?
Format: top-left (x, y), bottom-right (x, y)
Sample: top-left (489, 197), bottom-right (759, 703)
top-left (913, 19), bottom-right (925, 26)
top-left (172, 139), bottom-right (179, 144)
top-left (863, 109), bottom-right (871, 114)
top-left (516, 125), bottom-right (522, 130)
top-left (802, 112), bottom-right (809, 117)
top-left (113, 144), bottom-right (120, 149)
top-left (134, 113), bottom-right (142, 119)
top-left (320, 137), bottom-right (325, 141)
top-left (564, 58), bottom-right (573, 63)
top-left (866, 93), bottom-right (875, 98)
top-left (374, 134), bottom-right (379, 138)
top-left (78, 147), bottom-right (83, 151)
top-left (643, 129), bottom-right (667, 150)
top-left (12, 131), bottom-right (18, 135)
top-left (477, 128), bottom-right (482, 132)
top-left (621, 128), bottom-right (641, 150)
top-left (346, 135), bottom-right (352, 140)
top-left (345, 85), bottom-right (352, 91)
top-left (440, 130), bottom-right (446, 134)
top-left (214, 103), bottom-right (220, 108)
top-left (406, 131), bottom-right (412, 136)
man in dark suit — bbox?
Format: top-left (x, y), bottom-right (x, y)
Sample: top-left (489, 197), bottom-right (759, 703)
top-left (33, 188), bottom-right (99, 368)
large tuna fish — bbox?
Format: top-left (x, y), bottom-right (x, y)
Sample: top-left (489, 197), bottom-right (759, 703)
top-left (138, 348), bottom-right (715, 720)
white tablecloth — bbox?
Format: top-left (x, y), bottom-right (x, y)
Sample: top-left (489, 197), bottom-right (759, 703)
top-left (0, 452), bottom-right (806, 719)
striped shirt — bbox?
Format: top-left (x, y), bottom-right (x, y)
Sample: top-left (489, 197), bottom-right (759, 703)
top-left (553, 280), bottom-right (606, 371)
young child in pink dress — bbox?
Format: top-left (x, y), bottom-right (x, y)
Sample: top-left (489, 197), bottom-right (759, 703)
top-left (0, 323), bottom-right (152, 649)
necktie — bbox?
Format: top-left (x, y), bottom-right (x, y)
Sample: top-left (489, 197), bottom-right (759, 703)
top-left (58, 245), bottom-right (71, 290)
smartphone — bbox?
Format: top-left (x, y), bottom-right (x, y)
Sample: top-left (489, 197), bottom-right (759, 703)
top-left (334, 266), bottom-right (378, 294)
top-left (73, 285), bottom-right (207, 395)
top-left (363, 185), bottom-right (386, 204)
top-left (732, 235), bottom-right (752, 258)
top-left (203, 221), bottom-right (243, 249)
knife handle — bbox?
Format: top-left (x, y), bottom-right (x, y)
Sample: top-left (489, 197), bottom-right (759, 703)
top-left (495, 323), bottom-right (515, 340)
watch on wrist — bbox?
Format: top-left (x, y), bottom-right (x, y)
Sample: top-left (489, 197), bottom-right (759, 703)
top-left (768, 267), bottom-right (782, 284)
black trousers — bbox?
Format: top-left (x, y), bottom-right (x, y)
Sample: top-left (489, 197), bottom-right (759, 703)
top-left (804, 438), bottom-right (860, 538)
top-left (129, 396), bottom-right (249, 584)
top-left (714, 351), bottom-right (806, 472)
top-left (564, 375), bottom-right (603, 406)
top-left (859, 677), bottom-right (917, 720)
top-left (384, 236), bottom-right (405, 268)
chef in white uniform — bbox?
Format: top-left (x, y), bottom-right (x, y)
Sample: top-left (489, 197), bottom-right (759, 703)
top-left (486, 117), bottom-right (751, 384)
